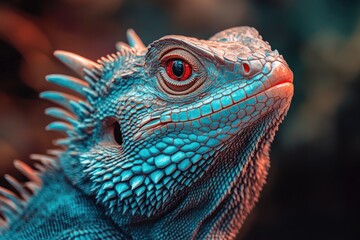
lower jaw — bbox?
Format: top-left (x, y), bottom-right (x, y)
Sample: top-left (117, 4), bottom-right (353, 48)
top-left (262, 82), bottom-right (294, 102)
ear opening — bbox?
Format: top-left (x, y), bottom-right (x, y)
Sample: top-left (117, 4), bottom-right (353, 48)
top-left (113, 121), bottom-right (123, 146)
top-left (100, 117), bottom-right (123, 146)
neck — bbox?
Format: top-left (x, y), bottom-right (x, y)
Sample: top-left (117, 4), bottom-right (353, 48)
top-left (110, 116), bottom-right (274, 239)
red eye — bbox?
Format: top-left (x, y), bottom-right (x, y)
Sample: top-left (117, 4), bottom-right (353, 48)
top-left (166, 59), bottom-right (192, 81)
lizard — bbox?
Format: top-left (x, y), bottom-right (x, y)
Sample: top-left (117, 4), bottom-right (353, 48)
top-left (0, 26), bottom-right (293, 239)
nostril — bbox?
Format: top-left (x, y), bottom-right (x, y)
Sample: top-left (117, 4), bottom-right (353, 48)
top-left (113, 121), bottom-right (123, 145)
top-left (242, 63), bottom-right (250, 74)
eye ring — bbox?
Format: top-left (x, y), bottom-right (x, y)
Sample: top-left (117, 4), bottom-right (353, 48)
top-left (157, 49), bottom-right (207, 95)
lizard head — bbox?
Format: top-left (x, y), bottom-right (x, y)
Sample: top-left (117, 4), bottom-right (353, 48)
top-left (44, 27), bottom-right (293, 233)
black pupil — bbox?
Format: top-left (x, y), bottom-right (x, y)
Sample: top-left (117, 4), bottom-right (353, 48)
top-left (172, 60), bottom-right (184, 78)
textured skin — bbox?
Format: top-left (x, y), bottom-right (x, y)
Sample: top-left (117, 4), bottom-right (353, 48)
top-left (0, 27), bottom-right (293, 239)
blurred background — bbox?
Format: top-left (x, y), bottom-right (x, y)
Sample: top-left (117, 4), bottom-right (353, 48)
top-left (0, 0), bottom-right (359, 239)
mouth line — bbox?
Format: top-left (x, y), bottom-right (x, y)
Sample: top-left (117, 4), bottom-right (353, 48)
top-left (138, 80), bottom-right (293, 134)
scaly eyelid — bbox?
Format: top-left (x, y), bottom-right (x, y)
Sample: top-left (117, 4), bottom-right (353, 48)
top-left (159, 48), bottom-right (202, 72)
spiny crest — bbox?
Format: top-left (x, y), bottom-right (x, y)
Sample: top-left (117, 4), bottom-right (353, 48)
top-left (0, 29), bottom-right (146, 231)
top-left (0, 153), bottom-right (59, 232)
top-left (41, 29), bottom-right (145, 148)
top-left (93, 49), bottom-right (140, 97)
top-left (82, 29), bottom-right (146, 98)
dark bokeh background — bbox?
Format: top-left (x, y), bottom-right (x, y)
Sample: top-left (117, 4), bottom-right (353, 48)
top-left (0, 0), bottom-right (359, 239)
